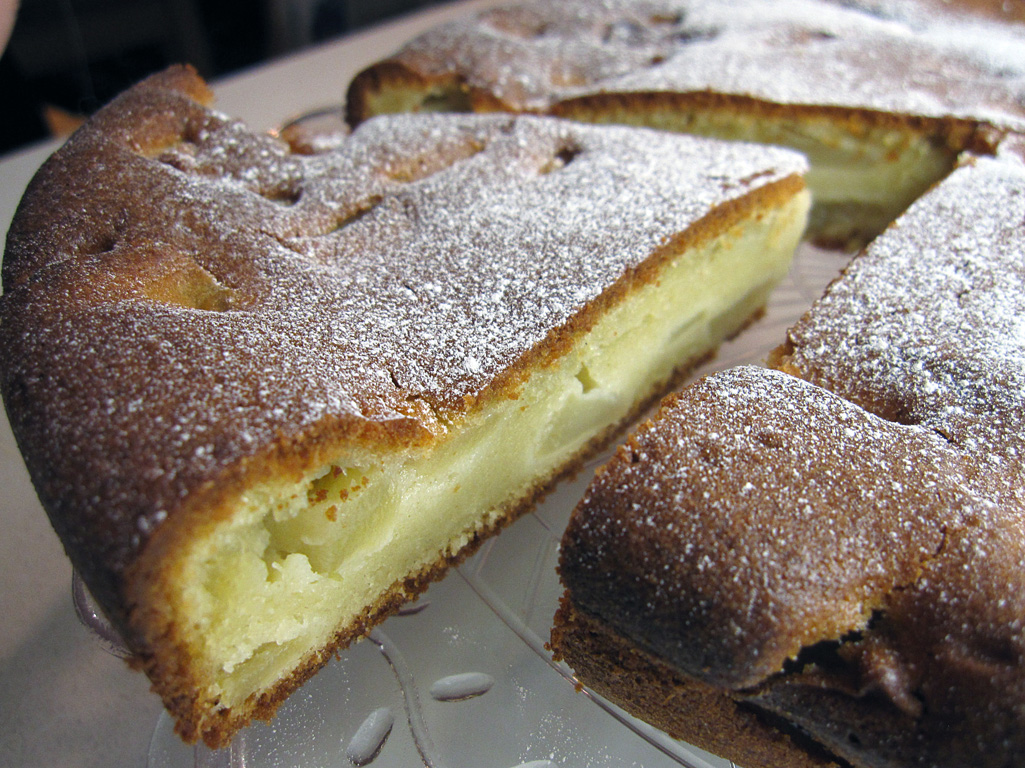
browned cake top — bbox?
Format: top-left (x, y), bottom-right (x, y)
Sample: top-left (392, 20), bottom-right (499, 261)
top-left (0, 66), bottom-right (805, 609)
top-left (350, 0), bottom-right (1025, 128)
top-left (559, 151), bottom-right (1025, 767)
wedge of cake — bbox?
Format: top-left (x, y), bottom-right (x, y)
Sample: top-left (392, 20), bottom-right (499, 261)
top-left (552, 145), bottom-right (1025, 767)
top-left (347, 0), bottom-right (1025, 245)
top-left (0, 66), bottom-right (809, 746)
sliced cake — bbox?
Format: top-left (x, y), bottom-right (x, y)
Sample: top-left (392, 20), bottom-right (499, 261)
top-left (0, 65), bottom-right (809, 746)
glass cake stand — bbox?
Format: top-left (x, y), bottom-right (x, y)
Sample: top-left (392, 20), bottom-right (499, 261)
top-left (74, 242), bottom-right (845, 768)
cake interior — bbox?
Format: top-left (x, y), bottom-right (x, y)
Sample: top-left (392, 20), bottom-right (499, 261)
top-left (167, 188), bottom-right (809, 728)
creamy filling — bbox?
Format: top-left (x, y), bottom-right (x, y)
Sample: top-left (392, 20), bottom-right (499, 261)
top-left (176, 190), bottom-right (810, 709)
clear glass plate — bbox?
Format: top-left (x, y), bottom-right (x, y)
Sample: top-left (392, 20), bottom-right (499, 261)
top-left (138, 243), bottom-right (845, 768)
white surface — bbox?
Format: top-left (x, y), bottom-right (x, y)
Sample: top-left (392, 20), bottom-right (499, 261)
top-left (0, 2), bottom-right (846, 765)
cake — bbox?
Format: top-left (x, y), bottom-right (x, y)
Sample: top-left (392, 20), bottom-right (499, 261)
top-left (0, 65), bottom-right (809, 746)
top-left (552, 144), bottom-right (1025, 767)
top-left (346, 0), bottom-right (1025, 245)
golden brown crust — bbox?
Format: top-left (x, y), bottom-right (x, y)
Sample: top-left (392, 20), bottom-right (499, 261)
top-left (346, 0), bottom-right (1025, 254)
top-left (837, 0), bottom-right (1025, 27)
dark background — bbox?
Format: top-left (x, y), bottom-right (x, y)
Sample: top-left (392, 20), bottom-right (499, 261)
top-left (0, 0), bottom-right (442, 154)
